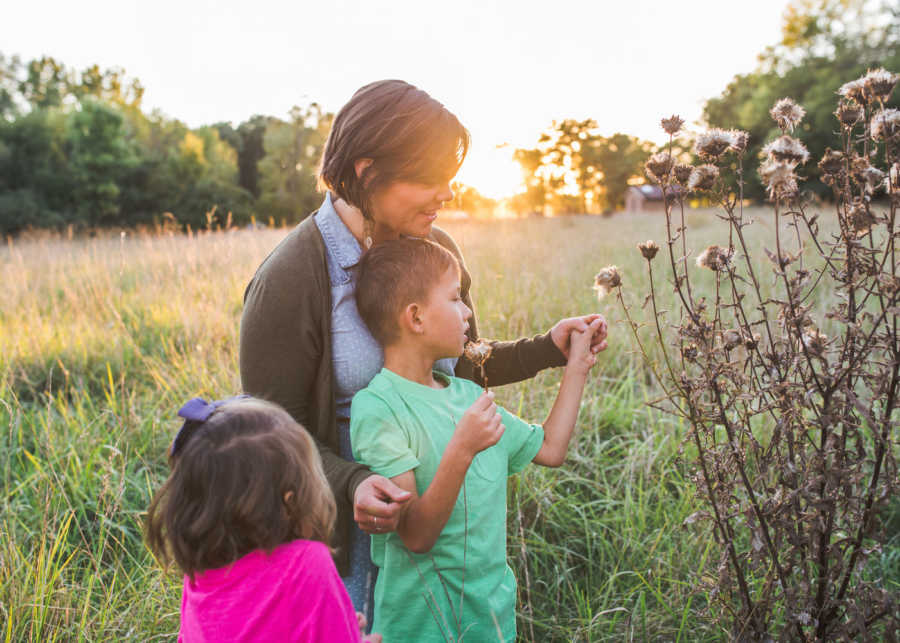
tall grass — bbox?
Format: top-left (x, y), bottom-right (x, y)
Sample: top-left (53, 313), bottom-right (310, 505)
top-left (1, 211), bottom-right (895, 640)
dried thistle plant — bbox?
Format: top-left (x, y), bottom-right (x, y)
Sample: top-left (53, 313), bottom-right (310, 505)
top-left (613, 72), bottom-right (900, 640)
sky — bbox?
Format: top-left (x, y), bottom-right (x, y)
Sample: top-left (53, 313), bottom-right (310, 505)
top-left (3, 0), bottom-right (792, 198)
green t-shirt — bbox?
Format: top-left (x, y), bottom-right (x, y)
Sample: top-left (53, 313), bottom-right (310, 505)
top-left (350, 368), bottom-right (545, 643)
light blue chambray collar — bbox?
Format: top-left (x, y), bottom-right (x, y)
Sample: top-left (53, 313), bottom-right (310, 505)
top-left (315, 192), bottom-right (363, 270)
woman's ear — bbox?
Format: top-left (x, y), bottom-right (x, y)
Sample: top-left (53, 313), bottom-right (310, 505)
top-left (283, 491), bottom-right (295, 505)
top-left (354, 158), bottom-right (374, 179)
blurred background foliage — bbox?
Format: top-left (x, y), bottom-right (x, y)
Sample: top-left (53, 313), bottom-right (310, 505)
top-left (0, 0), bottom-right (898, 233)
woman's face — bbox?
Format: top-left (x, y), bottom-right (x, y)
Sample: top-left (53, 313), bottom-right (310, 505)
top-left (369, 180), bottom-right (454, 239)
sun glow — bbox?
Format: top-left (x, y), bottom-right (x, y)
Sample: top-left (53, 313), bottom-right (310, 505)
top-left (455, 145), bottom-right (523, 201)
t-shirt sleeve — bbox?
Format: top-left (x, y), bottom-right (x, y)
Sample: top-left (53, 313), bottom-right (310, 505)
top-left (350, 390), bottom-right (420, 479)
top-left (497, 405), bottom-right (545, 475)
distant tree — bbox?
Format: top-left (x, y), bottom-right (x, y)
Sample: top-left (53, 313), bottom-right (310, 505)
top-left (449, 182), bottom-right (496, 216)
top-left (512, 122), bottom-right (652, 214)
top-left (256, 104), bottom-right (331, 223)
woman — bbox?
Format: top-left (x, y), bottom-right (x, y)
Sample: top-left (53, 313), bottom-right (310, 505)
top-left (239, 80), bottom-right (607, 619)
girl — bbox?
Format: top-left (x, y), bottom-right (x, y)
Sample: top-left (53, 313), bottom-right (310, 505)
top-left (145, 396), bottom-right (381, 642)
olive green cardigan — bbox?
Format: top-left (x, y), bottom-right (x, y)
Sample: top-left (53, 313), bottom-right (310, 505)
top-left (239, 213), bottom-right (565, 573)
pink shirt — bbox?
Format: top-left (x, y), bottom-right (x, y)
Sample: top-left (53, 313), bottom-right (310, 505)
top-left (179, 540), bottom-right (361, 643)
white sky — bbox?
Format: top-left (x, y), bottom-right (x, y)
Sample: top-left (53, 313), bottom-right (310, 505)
top-left (3, 0), bottom-right (791, 198)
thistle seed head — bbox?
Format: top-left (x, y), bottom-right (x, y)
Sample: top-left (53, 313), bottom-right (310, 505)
top-left (723, 329), bottom-right (742, 350)
top-left (673, 164), bottom-right (694, 186)
top-left (744, 333), bottom-right (761, 350)
top-left (695, 129), bottom-right (734, 161)
top-left (728, 129), bottom-right (750, 154)
top-left (759, 158), bottom-right (800, 200)
top-left (839, 78), bottom-right (868, 104)
top-left (769, 98), bottom-right (806, 132)
top-left (835, 101), bottom-right (864, 127)
top-left (593, 265), bottom-right (622, 298)
top-left (463, 339), bottom-right (493, 367)
top-left (846, 203), bottom-right (876, 237)
top-left (645, 152), bottom-right (675, 183)
top-left (696, 245), bottom-right (733, 272)
top-left (762, 135), bottom-right (809, 165)
top-left (683, 343), bottom-right (699, 361)
top-left (687, 164), bottom-right (719, 191)
top-left (637, 240), bottom-right (659, 260)
top-left (661, 115), bottom-right (685, 135)
top-left (800, 328), bottom-right (827, 357)
top-left (863, 67), bottom-right (899, 102)
top-left (862, 166), bottom-right (886, 193)
top-left (818, 148), bottom-right (845, 176)
top-left (870, 108), bottom-right (900, 142)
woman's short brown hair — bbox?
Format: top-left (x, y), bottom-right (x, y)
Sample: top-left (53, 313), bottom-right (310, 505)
top-left (356, 237), bottom-right (460, 345)
top-left (318, 80), bottom-right (470, 219)
top-left (145, 398), bottom-right (335, 579)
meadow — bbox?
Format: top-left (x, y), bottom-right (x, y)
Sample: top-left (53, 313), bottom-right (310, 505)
top-left (2, 208), bottom-right (897, 641)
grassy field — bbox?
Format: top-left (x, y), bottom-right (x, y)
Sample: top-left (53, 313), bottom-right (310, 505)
top-left (1, 208), bottom-right (896, 641)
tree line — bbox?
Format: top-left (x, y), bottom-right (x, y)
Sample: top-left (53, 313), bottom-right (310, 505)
top-left (0, 55), bottom-right (331, 234)
top-left (1, 0), bottom-right (897, 232)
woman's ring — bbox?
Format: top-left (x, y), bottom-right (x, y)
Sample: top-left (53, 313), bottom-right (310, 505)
top-left (373, 516), bottom-right (378, 530)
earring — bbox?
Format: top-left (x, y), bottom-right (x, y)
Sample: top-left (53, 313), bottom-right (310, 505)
top-left (363, 217), bottom-right (374, 249)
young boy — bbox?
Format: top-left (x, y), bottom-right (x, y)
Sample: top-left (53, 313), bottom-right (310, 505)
top-left (350, 238), bottom-right (601, 642)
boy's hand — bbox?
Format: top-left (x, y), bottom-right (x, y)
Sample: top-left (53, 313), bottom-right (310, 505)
top-left (566, 318), bottom-right (603, 376)
top-left (451, 391), bottom-right (505, 459)
top-left (550, 314), bottom-right (608, 358)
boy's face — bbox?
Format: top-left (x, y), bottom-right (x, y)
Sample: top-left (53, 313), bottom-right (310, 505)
top-left (419, 266), bottom-right (472, 359)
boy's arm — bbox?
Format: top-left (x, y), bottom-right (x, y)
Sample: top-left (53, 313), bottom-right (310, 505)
top-left (391, 392), bottom-right (504, 554)
top-left (533, 318), bottom-right (603, 467)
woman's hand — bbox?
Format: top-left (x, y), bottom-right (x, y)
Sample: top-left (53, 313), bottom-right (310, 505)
top-left (354, 474), bottom-right (412, 534)
top-left (550, 314), bottom-right (608, 359)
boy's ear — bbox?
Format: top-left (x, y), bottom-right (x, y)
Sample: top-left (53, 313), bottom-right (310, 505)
top-left (401, 302), bottom-right (426, 335)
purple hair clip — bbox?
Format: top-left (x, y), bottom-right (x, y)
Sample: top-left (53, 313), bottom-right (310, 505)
top-left (170, 395), bottom-right (250, 456)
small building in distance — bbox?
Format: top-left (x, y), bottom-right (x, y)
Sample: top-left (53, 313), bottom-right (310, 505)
top-left (624, 184), bottom-right (681, 213)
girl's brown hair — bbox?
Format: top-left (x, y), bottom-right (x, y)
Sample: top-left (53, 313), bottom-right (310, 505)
top-left (145, 398), bottom-right (335, 579)
top-left (318, 79), bottom-right (470, 219)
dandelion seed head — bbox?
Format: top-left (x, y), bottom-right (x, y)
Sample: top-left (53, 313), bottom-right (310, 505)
top-left (759, 158), bottom-right (799, 200)
top-left (661, 115), bottom-right (685, 135)
top-left (593, 265), bottom-right (622, 299)
top-left (687, 164), bottom-right (719, 191)
top-left (695, 129), bottom-right (734, 160)
top-left (839, 78), bottom-right (868, 104)
top-left (762, 135), bottom-right (809, 165)
top-left (769, 98), bottom-right (806, 132)
top-left (835, 101), bottom-right (863, 127)
top-left (645, 152), bottom-right (675, 183)
top-left (870, 108), bottom-right (900, 142)
top-left (463, 339), bottom-right (493, 366)
top-left (696, 245), bottom-right (733, 272)
top-left (637, 240), bottom-right (659, 260)
top-left (863, 67), bottom-right (899, 102)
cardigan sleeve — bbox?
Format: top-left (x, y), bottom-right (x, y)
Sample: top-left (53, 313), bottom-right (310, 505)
top-left (429, 227), bottom-right (567, 387)
top-left (239, 224), bottom-right (371, 508)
